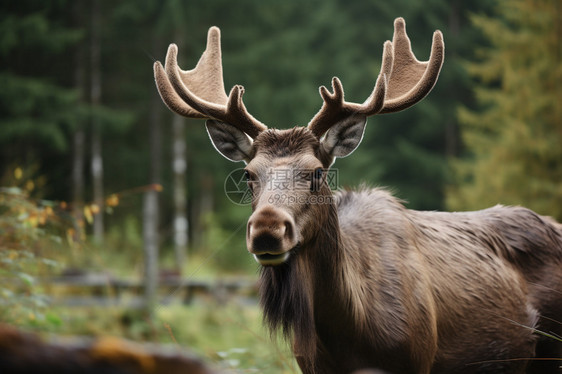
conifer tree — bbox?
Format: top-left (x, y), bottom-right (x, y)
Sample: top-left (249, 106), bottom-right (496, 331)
top-left (0, 1), bottom-right (82, 163)
top-left (447, 0), bottom-right (562, 220)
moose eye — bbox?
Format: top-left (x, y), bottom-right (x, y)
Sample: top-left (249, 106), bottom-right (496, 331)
top-left (244, 170), bottom-right (256, 193)
top-left (310, 167), bottom-right (324, 192)
top-left (313, 167), bottom-right (323, 179)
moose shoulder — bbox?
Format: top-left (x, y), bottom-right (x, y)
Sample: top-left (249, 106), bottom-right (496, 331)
top-left (154, 18), bottom-right (562, 374)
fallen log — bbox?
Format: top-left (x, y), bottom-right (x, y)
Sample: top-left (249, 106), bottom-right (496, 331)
top-left (0, 324), bottom-right (217, 374)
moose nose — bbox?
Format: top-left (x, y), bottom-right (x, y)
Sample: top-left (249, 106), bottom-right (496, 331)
top-left (246, 206), bottom-right (297, 262)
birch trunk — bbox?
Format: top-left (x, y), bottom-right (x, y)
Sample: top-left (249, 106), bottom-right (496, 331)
top-left (72, 1), bottom-right (85, 242)
top-left (90, 0), bottom-right (104, 243)
top-left (143, 70), bottom-right (163, 318)
top-left (172, 114), bottom-right (187, 274)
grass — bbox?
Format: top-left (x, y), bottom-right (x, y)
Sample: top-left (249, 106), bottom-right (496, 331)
top-left (157, 303), bottom-right (297, 373)
top-left (20, 302), bottom-right (298, 373)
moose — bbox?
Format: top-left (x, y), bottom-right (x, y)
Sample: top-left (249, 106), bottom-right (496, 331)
top-left (154, 18), bottom-right (562, 374)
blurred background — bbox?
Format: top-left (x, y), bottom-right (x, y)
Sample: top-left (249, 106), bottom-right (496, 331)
top-left (0, 0), bottom-right (560, 372)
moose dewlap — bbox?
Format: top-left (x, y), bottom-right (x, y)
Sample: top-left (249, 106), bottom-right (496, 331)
top-left (154, 18), bottom-right (562, 374)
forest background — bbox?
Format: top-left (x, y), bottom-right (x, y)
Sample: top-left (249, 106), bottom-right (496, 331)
top-left (0, 0), bottom-right (560, 372)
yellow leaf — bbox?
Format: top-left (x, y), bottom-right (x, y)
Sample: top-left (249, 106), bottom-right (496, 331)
top-left (25, 180), bottom-right (35, 192)
top-left (28, 215), bottom-right (38, 228)
top-left (106, 194), bottom-right (119, 207)
top-left (66, 228), bottom-right (75, 244)
top-left (14, 167), bottom-right (23, 180)
top-left (90, 204), bottom-right (100, 215)
top-left (38, 212), bottom-right (47, 225)
top-left (84, 206), bottom-right (93, 224)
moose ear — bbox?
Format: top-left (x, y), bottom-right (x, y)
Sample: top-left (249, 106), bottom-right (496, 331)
top-left (206, 120), bottom-right (254, 162)
top-left (320, 114), bottom-right (367, 158)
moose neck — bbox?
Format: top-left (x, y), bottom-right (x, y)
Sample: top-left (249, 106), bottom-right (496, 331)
top-left (258, 197), bottom-right (357, 365)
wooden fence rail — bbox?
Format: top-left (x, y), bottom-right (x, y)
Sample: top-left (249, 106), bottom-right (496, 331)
top-left (36, 274), bottom-right (259, 308)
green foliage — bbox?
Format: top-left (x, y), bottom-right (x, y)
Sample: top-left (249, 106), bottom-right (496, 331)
top-left (0, 0), bottom-right (132, 200)
top-left (0, 1), bottom-right (82, 150)
top-left (0, 72), bottom-right (80, 152)
top-left (447, 0), bottom-right (562, 220)
top-left (0, 249), bottom-right (55, 325)
top-left (0, 3), bottom-right (81, 55)
top-left (0, 187), bottom-right (62, 325)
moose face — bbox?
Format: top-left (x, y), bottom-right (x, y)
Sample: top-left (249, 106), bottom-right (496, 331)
top-left (242, 128), bottom-right (332, 265)
top-left (206, 122), bottom-right (364, 266)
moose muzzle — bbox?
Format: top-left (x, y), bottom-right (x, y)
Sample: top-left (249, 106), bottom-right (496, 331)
top-left (246, 205), bottom-right (298, 266)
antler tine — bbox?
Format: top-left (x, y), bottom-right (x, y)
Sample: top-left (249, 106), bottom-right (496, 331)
top-left (380, 17), bottom-right (444, 113)
top-left (154, 51), bottom-right (205, 119)
top-left (307, 41), bottom-right (391, 138)
top-left (307, 18), bottom-right (444, 139)
top-left (153, 27), bottom-right (267, 139)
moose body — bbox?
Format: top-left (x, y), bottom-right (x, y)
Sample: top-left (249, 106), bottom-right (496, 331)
top-left (154, 18), bottom-right (562, 373)
top-left (253, 130), bottom-right (561, 374)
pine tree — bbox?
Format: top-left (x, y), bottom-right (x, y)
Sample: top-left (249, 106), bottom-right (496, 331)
top-left (0, 1), bottom-right (132, 204)
top-left (447, 0), bottom-right (562, 220)
top-left (0, 1), bottom-right (83, 168)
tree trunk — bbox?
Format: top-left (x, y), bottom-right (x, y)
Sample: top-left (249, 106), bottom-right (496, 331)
top-left (172, 114), bottom-right (188, 274)
top-left (72, 1), bottom-right (86, 243)
top-left (143, 68), bottom-right (163, 319)
top-left (90, 0), bottom-right (104, 244)
top-left (143, 189), bottom-right (159, 318)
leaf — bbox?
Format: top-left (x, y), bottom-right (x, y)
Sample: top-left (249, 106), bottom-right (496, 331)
top-left (30, 294), bottom-right (48, 308)
top-left (40, 258), bottom-right (58, 267)
top-left (83, 206), bottom-right (93, 224)
top-left (14, 167), bottom-right (23, 180)
top-left (45, 312), bottom-right (62, 327)
top-left (105, 194), bottom-right (119, 207)
top-left (90, 204), bottom-right (100, 215)
top-left (0, 287), bottom-right (14, 298)
top-left (17, 272), bottom-right (34, 286)
top-left (216, 351), bottom-right (228, 358)
top-left (49, 235), bottom-right (62, 244)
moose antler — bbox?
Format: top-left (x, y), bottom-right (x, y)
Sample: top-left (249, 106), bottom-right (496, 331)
top-left (153, 27), bottom-right (267, 139)
top-left (307, 17), bottom-right (444, 138)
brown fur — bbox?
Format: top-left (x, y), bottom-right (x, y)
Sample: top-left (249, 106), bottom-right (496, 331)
top-left (248, 129), bottom-right (562, 374)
